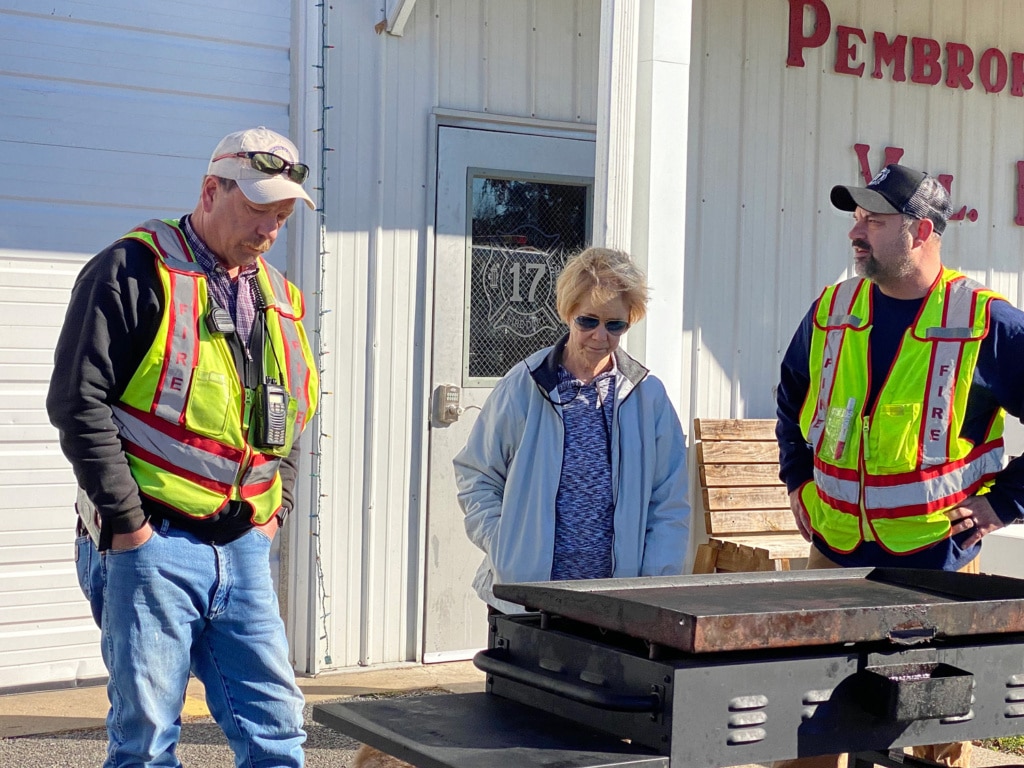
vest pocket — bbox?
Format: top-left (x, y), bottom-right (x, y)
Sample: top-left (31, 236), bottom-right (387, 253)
top-left (820, 403), bottom-right (856, 462)
top-left (868, 402), bottom-right (921, 471)
top-left (185, 370), bottom-right (231, 437)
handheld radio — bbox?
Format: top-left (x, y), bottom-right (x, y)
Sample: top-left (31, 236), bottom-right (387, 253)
top-left (247, 275), bottom-right (289, 449)
top-left (255, 377), bottom-right (289, 448)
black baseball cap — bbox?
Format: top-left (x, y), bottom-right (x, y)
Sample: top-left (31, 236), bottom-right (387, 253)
top-left (830, 163), bottom-right (952, 235)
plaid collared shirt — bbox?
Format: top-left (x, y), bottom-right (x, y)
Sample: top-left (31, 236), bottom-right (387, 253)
top-left (181, 214), bottom-right (258, 353)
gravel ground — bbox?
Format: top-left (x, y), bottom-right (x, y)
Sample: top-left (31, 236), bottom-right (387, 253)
top-left (2, 694), bottom-right (1017, 768)
top-left (0, 697), bottom-right (377, 768)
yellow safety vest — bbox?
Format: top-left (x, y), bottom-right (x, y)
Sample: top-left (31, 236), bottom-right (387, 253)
top-left (111, 219), bottom-right (318, 524)
top-left (798, 268), bottom-right (1004, 554)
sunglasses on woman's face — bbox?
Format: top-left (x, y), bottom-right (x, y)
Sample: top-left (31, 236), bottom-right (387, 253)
top-left (573, 315), bottom-right (630, 336)
top-left (212, 151), bottom-right (310, 184)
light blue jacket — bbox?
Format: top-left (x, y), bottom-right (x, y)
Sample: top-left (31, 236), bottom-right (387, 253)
top-left (454, 338), bottom-right (691, 611)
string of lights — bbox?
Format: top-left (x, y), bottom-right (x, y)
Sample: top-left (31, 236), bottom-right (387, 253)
top-left (311, 0), bottom-right (334, 668)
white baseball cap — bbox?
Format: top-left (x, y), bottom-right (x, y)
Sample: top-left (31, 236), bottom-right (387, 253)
top-left (207, 127), bottom-right (315, 210)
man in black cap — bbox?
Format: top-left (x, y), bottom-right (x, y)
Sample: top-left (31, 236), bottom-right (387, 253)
top-left (774, 164), bottom-right (1024, 768)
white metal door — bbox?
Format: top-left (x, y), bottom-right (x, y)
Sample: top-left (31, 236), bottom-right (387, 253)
top-left (424, 125), bottom-right (595, 660)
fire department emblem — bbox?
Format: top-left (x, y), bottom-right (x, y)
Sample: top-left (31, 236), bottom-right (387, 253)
top-left (476, 246), bottom-right (562, 338)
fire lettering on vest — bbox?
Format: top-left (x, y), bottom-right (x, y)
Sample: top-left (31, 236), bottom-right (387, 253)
top-left (931, 406), bottom-right (944, 419)
top-left (170, 376), bottom-right (184, 392)
top-left (176, 351), bottom-right (188, 364)
top-left (930, 429), bottom-right (942, 442)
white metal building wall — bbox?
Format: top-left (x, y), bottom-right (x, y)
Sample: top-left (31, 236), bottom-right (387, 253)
top-left (0, 0), bottom-right (299, 692)
top-left (312, 0), bottom-right (600, 672)
top-left (681, 0), bottom-right (1024, 427)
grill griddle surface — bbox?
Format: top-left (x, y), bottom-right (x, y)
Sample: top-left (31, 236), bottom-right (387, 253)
top-left (493, 568), bottom-right (1024, 653)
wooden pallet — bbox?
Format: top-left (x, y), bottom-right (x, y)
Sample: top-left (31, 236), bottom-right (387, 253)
top-left (691, 418), bottom-right (810, 573)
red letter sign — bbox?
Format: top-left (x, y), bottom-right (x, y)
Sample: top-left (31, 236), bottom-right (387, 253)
top-left (835, 25), bottom-right (866, 76)
top-left (787, 0), bottom-right (831, 67)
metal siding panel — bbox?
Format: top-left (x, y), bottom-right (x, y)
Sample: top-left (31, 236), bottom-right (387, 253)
top-left (0, 0), bottom-right (295, 691)
top-left (0, 16), bottom-right (289, 103)
top-left (318, 0), bottom-right (436, 669)
top-left (534, 0), bottom-right (581, 122)
top-left (435, 0), bottom-right (598, 123)
top-left (688, 0), bottom-right (743, 420)
top-left (317, 227), bottom-right (370, 670)
top-left (483, 0), bottom-right (531, 116)
top-left (0, 251), bottom-right (94, 691)
top-left (575, 0), bottom-right (601, 124)
top-left (0, 504), bottom-right (74, 530)
top-left (372, 14), bottom-right (434, 657)
top-left (319, 0), bottom-right (376, 671)
top-left (0, 0), bottom-right (287, 45)
top-left (437, 0), bottom-right (486, 112)
top-left (734, 7), bottom-right (786, 418)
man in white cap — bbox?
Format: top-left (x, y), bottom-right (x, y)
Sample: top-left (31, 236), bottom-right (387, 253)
top-left (48, 127), bottom-right (318, 767)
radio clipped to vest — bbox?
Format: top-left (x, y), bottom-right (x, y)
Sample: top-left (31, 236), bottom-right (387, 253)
top-left (254, 377), bottom-right (289, 448)
top-left (246, 274), bottom-right (289, 449)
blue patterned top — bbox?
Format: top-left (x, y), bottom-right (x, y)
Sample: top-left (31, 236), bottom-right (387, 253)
top-left (550, 364), bottom-right (616, 580)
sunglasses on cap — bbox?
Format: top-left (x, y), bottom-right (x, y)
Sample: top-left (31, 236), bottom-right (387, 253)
top-left (212, 151), bottom-right (310, 185)
top-left (573, 315), bottom-right (630, 336)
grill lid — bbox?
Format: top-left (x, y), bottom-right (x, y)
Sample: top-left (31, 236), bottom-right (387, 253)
top-left (492, 568), bottom-right (1024, 653)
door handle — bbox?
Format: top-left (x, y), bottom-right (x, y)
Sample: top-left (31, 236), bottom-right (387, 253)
top-left (432, 384), bottom-right (462, 425)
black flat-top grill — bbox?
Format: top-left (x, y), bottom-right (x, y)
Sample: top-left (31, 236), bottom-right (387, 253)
top-left (314, 569), bottom-right (1024, 768)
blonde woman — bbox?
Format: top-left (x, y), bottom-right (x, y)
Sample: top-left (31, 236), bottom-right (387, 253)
top-left (454, 247), bottom-right (691, 613)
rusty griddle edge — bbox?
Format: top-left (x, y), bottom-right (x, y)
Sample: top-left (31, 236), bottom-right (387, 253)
top-left (492, 568), bottom-right (1024, 654)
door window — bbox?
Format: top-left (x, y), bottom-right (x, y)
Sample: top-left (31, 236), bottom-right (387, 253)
top-left (464, 174), bottom-right (590, 385)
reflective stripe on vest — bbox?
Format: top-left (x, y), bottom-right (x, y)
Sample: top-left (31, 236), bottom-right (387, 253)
top-left (806, 278), bottom-right (864, 451)
top-left (814, 440), bottom-right (1003, 518)
top-left (921, 276), bottom-right (983, 466)
top-left (129, 222), bottom-right (207, 426)
top-left (812, 466), bottom-right (861, 515)
top-left (263, 265), bottom-right (312, 427)
top-left (111, 403), bottom-right (242, 492)
top-left (862, 441), bottom-right (1004, 517)
top-left (113, 401), bottom-right (286, 502)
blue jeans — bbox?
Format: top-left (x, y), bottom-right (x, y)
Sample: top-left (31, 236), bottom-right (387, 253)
top-left (77, 523), bottom-right (305, 767)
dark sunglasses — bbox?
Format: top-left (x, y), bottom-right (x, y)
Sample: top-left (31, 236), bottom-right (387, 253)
top-left (573, 315), bottom-right (630, 336)
top-left (212, 151), bottom-right (310, 185)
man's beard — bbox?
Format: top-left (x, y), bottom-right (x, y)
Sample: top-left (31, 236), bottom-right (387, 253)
top-left (852, 239), bottom-right (914, 283)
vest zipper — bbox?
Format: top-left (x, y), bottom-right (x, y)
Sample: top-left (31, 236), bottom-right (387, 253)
top-left (234, 443), bottom-right (253, 495)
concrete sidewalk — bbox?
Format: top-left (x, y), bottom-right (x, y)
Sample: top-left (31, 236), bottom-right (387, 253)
top-left (0, 661), bottom-right (486, 740)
